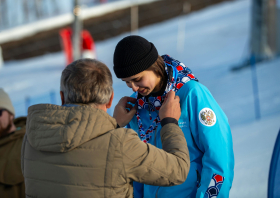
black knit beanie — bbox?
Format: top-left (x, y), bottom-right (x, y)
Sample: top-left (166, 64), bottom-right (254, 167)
top-left (113, 35), bottom-right (158, 78)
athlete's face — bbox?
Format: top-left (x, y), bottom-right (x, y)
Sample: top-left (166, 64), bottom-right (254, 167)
top-left (0, 109), bottom-right (13, 138)
top-left (122, 70), bottom-right (161, 96)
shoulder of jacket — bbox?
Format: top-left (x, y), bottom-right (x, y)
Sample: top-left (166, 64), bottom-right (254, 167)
top-left (180, 80), bottom-right (202, 91)
top-left (0, 130), bottom-right (25, 146)
top-left (178, 81), bottom-right (210, 97)
top-left (111, 128), bottom-right (138, 142)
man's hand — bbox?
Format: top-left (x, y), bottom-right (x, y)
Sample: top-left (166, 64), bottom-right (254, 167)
top-left (159, 91), bottom-right (181, 121)
top-left (113, 97), bottom-right (137, 127)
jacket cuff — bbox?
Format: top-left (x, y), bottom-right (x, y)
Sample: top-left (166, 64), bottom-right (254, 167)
top-left (160, 117), bottom-right (178, 127)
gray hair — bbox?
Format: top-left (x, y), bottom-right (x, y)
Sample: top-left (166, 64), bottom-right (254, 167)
top-left (60, 59), bottom-right (113, 105)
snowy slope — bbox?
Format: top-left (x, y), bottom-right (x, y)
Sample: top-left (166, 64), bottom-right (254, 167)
top-left (0, 0), bottom-right (279, 197)
top-left (231, 114), bottom-right (280, 197)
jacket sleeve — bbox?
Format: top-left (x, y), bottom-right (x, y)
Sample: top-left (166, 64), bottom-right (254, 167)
top-left (184, 85), bottom-right (234, 198)
top-left (122, 123), bottom-right (190, 187)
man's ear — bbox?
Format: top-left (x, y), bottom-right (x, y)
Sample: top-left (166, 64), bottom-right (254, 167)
top-left (106, 91), bottom-right (114, 109)
top-left (60, 91), bottom-right (65, 105)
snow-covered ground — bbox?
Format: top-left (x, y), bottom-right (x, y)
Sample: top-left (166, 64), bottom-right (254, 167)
top-left (1, 0), bottom-right (279, 197)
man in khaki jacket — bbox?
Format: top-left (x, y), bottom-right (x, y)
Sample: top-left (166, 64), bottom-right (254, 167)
top-left (0, 88), bottom-right (26, 198)
top-left (21, 59), bottom-right (190, 198)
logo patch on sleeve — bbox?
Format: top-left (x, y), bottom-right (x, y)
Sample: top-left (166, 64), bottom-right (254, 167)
top-left (199, 108), bottom-right (216, 126)
top-left (204, 174), bottom-right (224, 198)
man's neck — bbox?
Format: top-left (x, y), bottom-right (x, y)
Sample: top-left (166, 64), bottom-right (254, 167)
top-left (150, 72), bottom-right (168, 97)
top-left (64, 103), bottom-right (107, 112)
top-left (94, 104), bottom-right (107, 112)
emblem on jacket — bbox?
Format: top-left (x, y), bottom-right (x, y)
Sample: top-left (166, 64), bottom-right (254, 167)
top-left (204, 173), bottom-right (224, 198)
top-left (199, 108), bottom-right (216, 126)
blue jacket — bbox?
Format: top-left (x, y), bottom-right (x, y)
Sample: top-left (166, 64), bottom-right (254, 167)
top-left (129, 80), bottom-right (234, 198)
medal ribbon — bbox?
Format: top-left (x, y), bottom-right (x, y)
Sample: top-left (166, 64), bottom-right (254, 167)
top-left (136, 55), bottom-right (198, 143)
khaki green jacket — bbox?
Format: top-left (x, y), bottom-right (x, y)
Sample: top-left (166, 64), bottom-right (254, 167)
top-left (21, 104), bottom-right (190, 198)
top-left (0, 117), bottom-right (26, 198)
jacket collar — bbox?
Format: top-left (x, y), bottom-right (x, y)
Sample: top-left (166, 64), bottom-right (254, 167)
top-left (26, 104), bottom-right (117, 152)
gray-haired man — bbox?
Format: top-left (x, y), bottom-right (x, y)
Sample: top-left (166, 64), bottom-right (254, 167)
top-left (21, 59), bottom-right (190, 198)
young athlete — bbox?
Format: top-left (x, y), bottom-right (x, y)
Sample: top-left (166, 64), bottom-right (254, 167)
top-left (113, 35), bottom-right (234, 198)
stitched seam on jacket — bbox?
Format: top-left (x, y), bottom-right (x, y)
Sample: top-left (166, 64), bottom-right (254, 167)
top-left (75, 147), bottom-right (108, 151)
top-left (119, 129), bottom-right (172, 179)
top-left (121, 129), bottom-right (128, 181)
top-left (110, 129), bottom-right (125, 142)
top-left (114, 127), bottom-right (184, 183)
top-left (104, 132), bottom-right (112, 196)
top-left (25, 193), bottom-right (37, 198)
top-left (76, 110), bottom-right (90, 145)
top-left (63, 110), bottom-right (71, 150)
top-left (70, 108), bottom-right (84, 147)
top-left (29, 142), bottom-right (66, 147)
top-left (24, 176), bottom-right (107, 188)
top-left (110, 129), bottom-right (129, 186)
top-left (121, 141), bottom-right (176, 183)
top-left (21, 134), bottom-right (27, 176)
top-left (111, 128), bottom-right (130, 186)
top-left (24, 157), bottom-right (104, 168)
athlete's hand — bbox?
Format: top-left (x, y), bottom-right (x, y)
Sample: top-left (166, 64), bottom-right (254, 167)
top-left (113, 97), bottom-right (137, 127)
top-left (159, 91), bottom-right (181, 121)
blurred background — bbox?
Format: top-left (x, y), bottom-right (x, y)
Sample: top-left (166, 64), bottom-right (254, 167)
top-left (0, 0), bottom-right (280, 197)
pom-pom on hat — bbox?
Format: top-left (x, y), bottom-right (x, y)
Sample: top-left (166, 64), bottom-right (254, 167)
top-left (113, 35), bottom-right (158, 78)
top-left (0, 88), bottom-right (15, 116)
